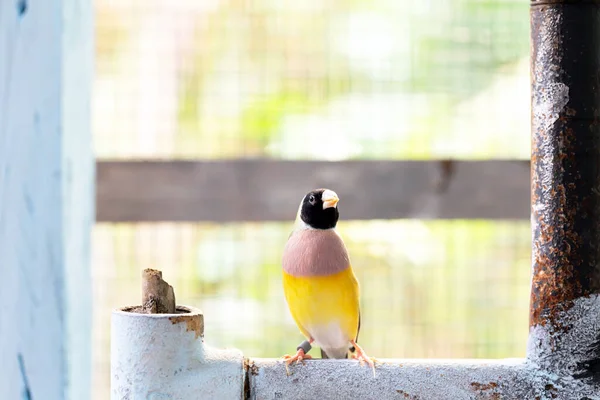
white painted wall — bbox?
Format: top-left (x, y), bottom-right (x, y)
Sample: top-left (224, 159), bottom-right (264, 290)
top-left (0, 0), bottom-right (94, 399)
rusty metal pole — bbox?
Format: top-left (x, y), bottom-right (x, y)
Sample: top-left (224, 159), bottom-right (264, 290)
top-left (529, 0), bottom-right (600, 379)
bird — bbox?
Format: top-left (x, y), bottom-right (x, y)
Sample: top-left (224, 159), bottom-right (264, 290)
top-left (281, 188), bottom-right (374, 375)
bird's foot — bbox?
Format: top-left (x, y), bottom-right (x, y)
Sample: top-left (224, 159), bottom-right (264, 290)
top-left (282, 349), bottom-right (312, 375)
top-left (350, 341), bottom-right (376, 377)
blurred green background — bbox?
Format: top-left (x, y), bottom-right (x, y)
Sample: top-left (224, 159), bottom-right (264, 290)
top-left (93, 0), bottom-right (530, 399)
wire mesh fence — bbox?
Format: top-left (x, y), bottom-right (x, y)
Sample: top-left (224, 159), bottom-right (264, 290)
top-left (93, 0), bottom-right (530, 399)
top-left (93, 221), bottom-right (531, 396)
top-left (94, 0), bottom-right (529, 160)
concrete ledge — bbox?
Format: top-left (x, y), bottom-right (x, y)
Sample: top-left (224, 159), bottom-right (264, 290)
top-left (247, 358), bottom-right (598, 400)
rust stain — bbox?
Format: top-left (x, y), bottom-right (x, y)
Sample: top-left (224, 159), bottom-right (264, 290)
top-left (396, 390), bottom-right (418, 399)
top-left (243, 359), bottom-right (260, 376)
top-left (470, 382), bottom-right (500, 400)
top-left (169, 315), bottom-right (204, 339)
top-left (544, 383), bottom-right (558, 399)
top-left (470, 382), bottom-right (498, 391)
top-left (530, 1), bottom-right (600, 331)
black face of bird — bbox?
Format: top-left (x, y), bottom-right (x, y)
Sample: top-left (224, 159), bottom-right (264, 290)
top-left (300, 188), bottom-right (340, 230)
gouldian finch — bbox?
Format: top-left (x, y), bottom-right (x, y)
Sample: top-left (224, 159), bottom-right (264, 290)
top-left (281, 188), bottom-right (374, 373)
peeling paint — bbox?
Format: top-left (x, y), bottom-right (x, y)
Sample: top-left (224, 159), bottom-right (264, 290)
top-left (528, 295), bottom-right (600, 379)
top-left (244, 359), bottom-right (260, 376)
top-left (168, 315), bottom-right (204, 339)
top-left (168, 307), bottom-right (204, 339)
top-left (533, 82), bottom-right (569, 133)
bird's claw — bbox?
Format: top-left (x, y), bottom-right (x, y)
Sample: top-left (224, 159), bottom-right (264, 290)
top-left (282, 350), bottom-right (312, 365)
top-left (282, 349), bottom-right (312, 375)
top-left (353, 353), bottom-right (375, 367)
top-left (351, 343), bottom-right (377, 377)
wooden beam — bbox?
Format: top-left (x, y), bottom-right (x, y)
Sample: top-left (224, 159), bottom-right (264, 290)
top-left (96, 160), bottom-right (530, 222)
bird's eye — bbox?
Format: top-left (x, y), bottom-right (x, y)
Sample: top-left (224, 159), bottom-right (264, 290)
top-left (309, 195), bottom-right (316, 205)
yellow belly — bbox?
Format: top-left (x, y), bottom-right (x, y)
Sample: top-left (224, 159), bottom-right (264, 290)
top-left (282, 267), bottom-right (360, 345)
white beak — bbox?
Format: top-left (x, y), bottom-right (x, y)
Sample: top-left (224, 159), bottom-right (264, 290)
top-left (322, 189), bottom-right (339, 209)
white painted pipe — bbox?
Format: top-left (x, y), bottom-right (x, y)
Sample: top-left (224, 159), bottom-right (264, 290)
top-left (247, 358), bottom-right (598, 399)
top-left (111, 305), bottom-right (245, 399)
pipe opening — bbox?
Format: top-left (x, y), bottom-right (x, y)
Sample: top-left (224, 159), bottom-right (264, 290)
top-left (120, 305), bottom-right (192, 315)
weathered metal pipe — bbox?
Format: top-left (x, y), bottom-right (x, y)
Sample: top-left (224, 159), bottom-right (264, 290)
top-left (528, 0), bottom-right (600, 379)
top-left (249, 358), bottom-right (596, 399)
top-left (111, 306), bottom-right (245, 399)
